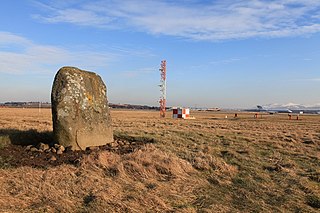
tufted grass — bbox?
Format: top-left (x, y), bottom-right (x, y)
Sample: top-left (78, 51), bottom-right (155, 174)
top-left (0, 108), bottom-right (319, 212)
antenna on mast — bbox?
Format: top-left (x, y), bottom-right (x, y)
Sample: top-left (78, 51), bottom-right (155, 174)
top-left (159, 60), bottom-right (167, 118)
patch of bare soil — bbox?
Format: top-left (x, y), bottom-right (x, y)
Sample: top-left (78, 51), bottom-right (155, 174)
top-left (0, 139), bottom-right (151, 169)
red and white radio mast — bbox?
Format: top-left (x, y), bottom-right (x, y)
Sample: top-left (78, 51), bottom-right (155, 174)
top-left (159, 60), bottom-right (167, 118)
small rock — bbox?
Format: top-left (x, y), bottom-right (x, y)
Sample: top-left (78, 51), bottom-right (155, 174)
top-left (49, 156), bottom-right (57, 161)
top-left (59, 145), bottom-right (65, 152)
top-left (57, 146), bottom-right (65, 154)
top-left (54, 144), bottom-right (60, 149)
top-left (45, 149), bottom-right (51, 153)
top-left (51, 147), bottom-right (57, 153)
top-left (110, 142), bottom-right (118, 148)
top-left (56, 149), bottom-right (63, 155)
top-left (38, 143), bottom-right (50, 151)
top-left (30, 147), bottom-right (39, 152)
top-left (25, 145), bottom-right (33, 151)
top-left (118, 141), bottom-right (125, 146)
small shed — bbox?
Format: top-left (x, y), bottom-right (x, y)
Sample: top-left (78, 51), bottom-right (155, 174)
top-left (173, 107), bottom-right (190, 119)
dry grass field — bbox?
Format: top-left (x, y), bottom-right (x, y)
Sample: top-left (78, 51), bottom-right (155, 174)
top-left (0, 108), bottom-right (319, 212)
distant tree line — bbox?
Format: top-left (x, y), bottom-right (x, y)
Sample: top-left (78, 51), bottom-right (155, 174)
top-left (0, 102), bottom-right (51, 108)
top-left (0, 102), bottom-right (164, 110)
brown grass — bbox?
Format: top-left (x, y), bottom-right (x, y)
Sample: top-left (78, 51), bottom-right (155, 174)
top-left (0, 108), bottom-right (319, 212)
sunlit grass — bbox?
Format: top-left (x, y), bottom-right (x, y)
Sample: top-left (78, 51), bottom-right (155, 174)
top-left (0, 108), bottom-right (319, 212)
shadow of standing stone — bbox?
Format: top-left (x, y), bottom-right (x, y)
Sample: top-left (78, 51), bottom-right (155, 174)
top-left (51, 66), bottom-right (113, 150)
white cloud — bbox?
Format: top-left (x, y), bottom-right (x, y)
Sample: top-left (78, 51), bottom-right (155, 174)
top-left (0, 32), bottom-right (31, 46)
top-left (33, 8), bottom-right (113, 27)
top-left (0, 31), bottom-right (155, 74)
top-left (32, 0), bottom-right (320, 41)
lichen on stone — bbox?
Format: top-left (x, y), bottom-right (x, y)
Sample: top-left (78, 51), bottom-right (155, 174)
top-left (51, 66), bottom-right (113, 150)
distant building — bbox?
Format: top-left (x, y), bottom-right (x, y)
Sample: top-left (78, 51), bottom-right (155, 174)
top-left (173, 107), bottom-right (190, 119)
top-left (206, 107), bottom-right (221, 111)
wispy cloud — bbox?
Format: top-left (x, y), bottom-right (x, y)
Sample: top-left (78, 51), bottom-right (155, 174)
top-left (32, 0), bottom-right (320, 41)
top-left (0, 31), bottom-right (154, 74)
top-left (0, 32), bottom-right (31, 46)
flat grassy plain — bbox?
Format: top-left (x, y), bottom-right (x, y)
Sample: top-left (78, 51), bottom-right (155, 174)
top-left (0, 108), bottom-right (319, 212)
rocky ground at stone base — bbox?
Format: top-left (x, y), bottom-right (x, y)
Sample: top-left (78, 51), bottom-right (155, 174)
top-left (0, 139), bottom-right (147, 169)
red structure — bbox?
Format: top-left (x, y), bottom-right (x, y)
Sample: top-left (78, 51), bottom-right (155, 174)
top-left (173, 107), bottom-right (190, 119)
top-left (159, 60), bottom-right (167, 118)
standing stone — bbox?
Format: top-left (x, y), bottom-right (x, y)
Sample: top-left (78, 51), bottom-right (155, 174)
top-left (51, 66), bottom-right (113, 150)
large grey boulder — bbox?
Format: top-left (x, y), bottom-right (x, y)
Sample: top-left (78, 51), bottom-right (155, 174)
top-left (51, 66), bottom-right (113, 150)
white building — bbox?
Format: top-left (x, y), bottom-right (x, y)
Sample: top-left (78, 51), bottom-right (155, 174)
top-left (172, 107), bottom-right (190, 119)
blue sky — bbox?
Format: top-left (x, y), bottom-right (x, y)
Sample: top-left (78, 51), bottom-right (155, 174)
top-left (0, 0), bottom-right (319, 108)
